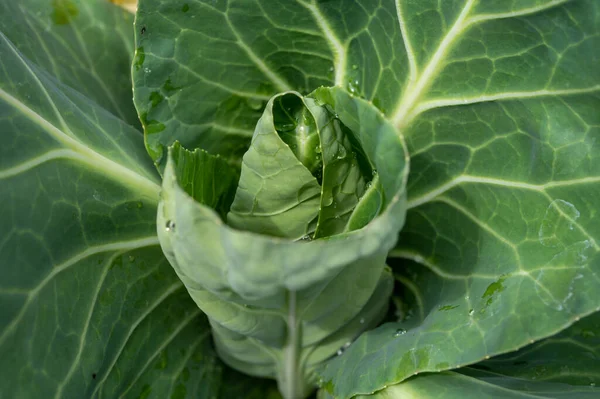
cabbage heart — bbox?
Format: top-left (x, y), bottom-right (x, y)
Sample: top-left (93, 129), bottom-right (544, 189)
top-left (157, 87), bottom-right (409, 399)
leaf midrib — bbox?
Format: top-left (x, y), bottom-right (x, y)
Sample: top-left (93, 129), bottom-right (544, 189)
top-left (0, 86), bottom-right (160, 197)
top-left (390, 0), bottom-right (581, 129)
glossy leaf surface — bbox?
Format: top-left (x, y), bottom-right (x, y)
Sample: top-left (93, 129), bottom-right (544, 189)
top-left (340, 311), bottom-right (600, 398)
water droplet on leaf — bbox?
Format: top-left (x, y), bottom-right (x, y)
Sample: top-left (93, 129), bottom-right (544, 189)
top-left (165, 220), bottom-right (175, 232)
top-left (347, 79), bottom-right (359, 94)
top-left (394, 328), bottom-right (406, 337)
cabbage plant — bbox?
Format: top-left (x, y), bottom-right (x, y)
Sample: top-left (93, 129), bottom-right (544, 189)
top-left (0, 0), bottom-right (599, 399)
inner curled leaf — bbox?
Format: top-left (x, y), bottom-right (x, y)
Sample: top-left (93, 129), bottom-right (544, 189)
top-left (227, 91), bottom-right (381, 240)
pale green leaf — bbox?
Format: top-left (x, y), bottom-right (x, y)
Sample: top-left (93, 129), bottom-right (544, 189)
top-left (157, 87), bottom-right (409, 398)
top-left (339, 311), bottom-right (600, 399)
top-left (227, 93), bottom-right (322, 239)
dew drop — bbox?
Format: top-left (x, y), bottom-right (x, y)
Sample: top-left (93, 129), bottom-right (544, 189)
top-left (165, 220), bottom-right (176, 232)
top-left (469, 309), bottom-right (474, 315)
top-left (128, 255), bottom-right (135, 262)
top-left (372, 169), bottom-right (378, 176)
top-left (315, 145), bottom-right (322, 154)
top-left (591, 382), bottom-right (596, 387)
top-left (337, 146), bottom-right (347, 159)
top-left (352, 64), bottom-right (359, 70)
top-left (359, 318), bottom-right (365, 324)
top-left (394, 328), bottom-right (406, 337)
top-left (299, 235), bottom-right (312, 242)
top-left (347, 79), bottom-right (359, 94)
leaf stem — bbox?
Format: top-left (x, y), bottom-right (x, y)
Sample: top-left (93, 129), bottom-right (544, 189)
top-left (280, 290), bottom-right (308, 399)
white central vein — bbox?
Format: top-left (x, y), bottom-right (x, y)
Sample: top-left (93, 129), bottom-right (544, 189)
top-left (0, 88), bottom-right (160, 197)
top-left (390, 0), bottom-right (578, 126)
top-left (395, 0), bottom-right (418, 83)
top-left (411, 86), bottom-right (600, 117)
top-left (0, 149), bottom-right (77, 179)
top-left (298, 0), bottom-right (347, 86)
top-left (282, 290), bottom-right (301, 399)
top-left (468, 0), bottom-right (571, 24)
top-left (392, 0), bottom-right (476, 128)
top-left (407, 175), bottom-right (600, 210)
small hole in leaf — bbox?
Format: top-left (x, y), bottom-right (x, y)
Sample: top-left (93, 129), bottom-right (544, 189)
top-left (141, 26), bottom-right (146, 35)
top-left (92, 373), bottom-right (97, 379)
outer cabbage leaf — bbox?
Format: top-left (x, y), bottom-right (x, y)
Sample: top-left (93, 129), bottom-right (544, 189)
top-left (156, 87), bottom-right (409, 398)
top-left (0, 0), bottom-right (140, 128)
top-left (313, 1), bottom-right (600, 397)
top-left (0, 6), bottom-right (278, 399)
top-left (133, 0), bottom-right (339, 164)
top-left (132, 0), bottom-right (600, 397)
top-left (328, 311), bottom-right (600, 398)
top-left (344, 371), bottom-right (599, 399)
